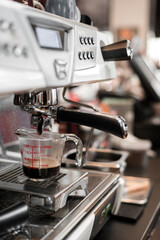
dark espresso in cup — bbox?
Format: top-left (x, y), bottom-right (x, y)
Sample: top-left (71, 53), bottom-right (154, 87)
top-left (17, 129), bottom-right (82, 180)
top-left (23, 165), bottom-right (60, 179)
top-left (22, 156), bottom-right (61, 180)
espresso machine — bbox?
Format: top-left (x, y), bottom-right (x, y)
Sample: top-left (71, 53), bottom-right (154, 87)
top-left (0, 0), bottom-right (133, 239)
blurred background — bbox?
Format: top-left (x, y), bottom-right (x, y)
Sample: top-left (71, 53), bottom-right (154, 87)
top-left (64, 0), bottom-right (160, 166)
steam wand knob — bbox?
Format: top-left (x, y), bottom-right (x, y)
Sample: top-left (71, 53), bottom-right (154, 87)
top-left (101, 39), bottom-right (133, 61)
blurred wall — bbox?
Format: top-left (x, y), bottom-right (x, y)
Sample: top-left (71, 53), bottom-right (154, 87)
top-left (109, 0), bottom-right (150, 53)
top-left (77, 0), bottom-right (110, 30)
top-left (77, 0), bottom-right (150, 53)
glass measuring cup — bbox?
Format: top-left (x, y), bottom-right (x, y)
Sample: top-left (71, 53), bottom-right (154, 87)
top-left (15, 128), bottom-right (83, 181)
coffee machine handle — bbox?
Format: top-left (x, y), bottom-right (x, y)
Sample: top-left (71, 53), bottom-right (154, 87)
top-left (56, 106), bottom-right (128, 139)
top-left (101, 40), bottom-right (133, 61)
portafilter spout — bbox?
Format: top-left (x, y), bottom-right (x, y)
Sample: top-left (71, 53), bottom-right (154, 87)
top-left (14, 90), bottom-right (128, 139)
top-left (14, 89), bottom-right (58, 135)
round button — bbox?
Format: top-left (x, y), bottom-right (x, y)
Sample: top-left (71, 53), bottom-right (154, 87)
top-left (84, 37), bottom-right (88, 45)
top-left (87, 51), bottom-right (90, 59)
top-left (0, 20), bottom-right (10, 31)
top-left (79, 37), bottom-right (84, 45)
top-left (91, 37), bottom-right (95, 45)
top-left (87, 37), bottom-right (92, 45)
top-left (13, 45), bottom-right (22, 57)
top-left (83, 51), bottom-right (87, 60)
top-left (78, 51), bottom-right (83, 60)
top-left (2, 43), bottom-right (12, 55)
top-left (90, 51), bottom-right (94, 59)
top-left (22, 47), bottom-right (28, 58)
top-left (9, 23), bottom-right (16, 34)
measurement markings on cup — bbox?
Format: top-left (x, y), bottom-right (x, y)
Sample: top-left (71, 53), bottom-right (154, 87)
top-left (23, 144), bottom-right (52, 168)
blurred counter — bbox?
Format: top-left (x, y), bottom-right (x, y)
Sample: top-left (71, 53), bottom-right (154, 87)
top-left (94, 153), bottom-right (160, 240)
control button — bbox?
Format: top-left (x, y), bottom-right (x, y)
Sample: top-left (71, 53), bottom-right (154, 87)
top-left (2, 43), bottom-right (12, 55)
top-left (84, 37), bottom-right (88, 45)
top-left (0, 20), bottom-right (10, 31)
top-left (83, 51), bottom-right (87, 60)
top-left (78, 52), bottom-right (83, 60)
top-left (54, 59), bottom-right (67, 80)
top-left (22, 47), bottom-right (28, 58)
top-left (86, 51), bottom-right (90, 59)
top-left (13, 45), bottom-right (23, 57)
top-left (91, 37), bottom-right (95, 45)
top-left (90, 51), bottom-right (94, 59)
top-left (87, 37), bottom-right (92, 45)
top-left (9, 23), bottom-right (16, 34)
top-left (79, 37), bottom-right (84, 45)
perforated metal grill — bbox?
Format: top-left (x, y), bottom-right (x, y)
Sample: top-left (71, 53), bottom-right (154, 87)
top-left (0, 162), bottom-right (19, 175)
top-left (0, 166), bottom-right (26, 183)
top-left (0, 162), bottom-right (89, 212)
top-left (0, 165), bottom-right (65, 187)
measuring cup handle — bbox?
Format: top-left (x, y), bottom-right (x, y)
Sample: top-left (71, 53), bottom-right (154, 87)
top-left (65, 134), bottom-right (83, 167)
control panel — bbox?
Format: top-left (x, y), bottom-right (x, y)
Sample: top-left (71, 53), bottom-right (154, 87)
top-left (0, 6), bottom-right (39, 71)
top-left (75, 26), bottom-right (97, 70)
top-left (0, 0), bottom-right (116, 95)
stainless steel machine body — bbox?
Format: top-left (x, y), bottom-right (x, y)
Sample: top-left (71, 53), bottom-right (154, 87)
top-left (0, 156), bottom-right (123, 240)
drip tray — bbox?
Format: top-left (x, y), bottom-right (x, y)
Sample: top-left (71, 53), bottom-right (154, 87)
top-left (0, 162), bottom-right (88, 211)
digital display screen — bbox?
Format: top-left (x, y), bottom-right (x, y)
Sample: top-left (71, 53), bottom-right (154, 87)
top-left (34, 26), bottom-right (63, 49)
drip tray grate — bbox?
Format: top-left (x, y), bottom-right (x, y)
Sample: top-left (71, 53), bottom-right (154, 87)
top-left (0, 165), bottom-right (65, 186)
top-left (0, 163), bottom-right (88, 211)
top-left (0, 166), bottom-right (26, 183)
